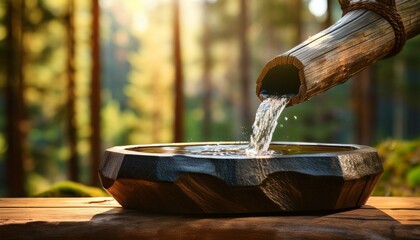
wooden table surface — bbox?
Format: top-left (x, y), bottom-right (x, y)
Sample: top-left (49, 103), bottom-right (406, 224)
top-left (0, 197), bottom-right (419, 239)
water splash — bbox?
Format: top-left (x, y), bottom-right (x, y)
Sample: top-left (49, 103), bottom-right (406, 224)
top-left (247, 96), bottom-right (290, 156)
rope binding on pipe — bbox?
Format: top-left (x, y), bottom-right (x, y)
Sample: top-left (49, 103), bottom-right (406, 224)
top-left (339, 0), bottom-right (406, 57)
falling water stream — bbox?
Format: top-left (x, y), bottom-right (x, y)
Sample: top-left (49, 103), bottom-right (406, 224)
top-left (246, 96), bottom-right (290, 156)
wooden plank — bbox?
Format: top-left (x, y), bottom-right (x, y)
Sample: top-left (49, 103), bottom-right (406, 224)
top-left (2, 205), bottom-right (416, 224)
top-left (0, 197), bottom-right (417, 212)
top-left (0, 208), bottom-right (115, 224)
top-left (0, 209), bottom-right (418, 239)
top-left (0, 197), bottom-right (119, 208)
top-left (366, 196), bottom-right (420, 209)
top-left (2, 197), bottom-right (416, 210)
top-left (0, 197), bottom-right (418, 239)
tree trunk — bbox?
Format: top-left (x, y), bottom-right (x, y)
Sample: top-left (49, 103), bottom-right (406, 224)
top-left (152, 71), bottom-right (161, 142)
top-left (202, 2), bottom-right (212, 140)
top-left (351, 67), bottom-right (375, 145)
top-left (5, 0), bottom-right (26, 196)
top-left (392, 60), bottom-right (405, 139)
top-left (173, 0), bottom-right (184, 142)
top-left (323, 0), bottom-right (333, 29)
top-left (90, 0), bottom-right (101, 186)
top-left (67, 0), bottom-right (78, 182)
top-left (239, 0), bottom-right (252, 129)
top-left (293, 0), bottom-right (303, 44)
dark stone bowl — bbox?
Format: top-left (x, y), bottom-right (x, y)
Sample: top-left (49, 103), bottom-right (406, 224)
top-left (99, 142), bottom-right (383, 214)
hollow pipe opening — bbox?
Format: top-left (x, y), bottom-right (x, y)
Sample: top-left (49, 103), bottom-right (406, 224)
top-left (258, 64), bottom-right (301, 99)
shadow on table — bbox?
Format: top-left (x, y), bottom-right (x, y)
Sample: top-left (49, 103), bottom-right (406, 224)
top-left (87, 205), bottom-right (418, 239)
top-left (1, 205), bottom-right (416, 240)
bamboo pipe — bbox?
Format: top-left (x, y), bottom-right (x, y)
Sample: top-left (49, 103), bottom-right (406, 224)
top-left (256, 0), bottom-right (420, 106)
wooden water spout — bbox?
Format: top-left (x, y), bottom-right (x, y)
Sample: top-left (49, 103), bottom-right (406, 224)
top-left (256, 0), bottom-right (420, 106)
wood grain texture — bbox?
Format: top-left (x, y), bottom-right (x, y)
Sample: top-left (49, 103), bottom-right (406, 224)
top-left (256, 0), bottom-right (420, 106)
top-left (0, 197), bottom-right (419, 239)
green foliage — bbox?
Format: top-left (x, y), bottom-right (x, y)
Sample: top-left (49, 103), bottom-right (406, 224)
top-left (101, 97), bottom-right (138, 147)
top-left (35, 181), bottom-right (108, 197)
top-left (407, 166), bottom-right (420, 188)
top-left (26, 172), bottom-right (51, 196)
top-left (373, 139), bottom-right (420, 196)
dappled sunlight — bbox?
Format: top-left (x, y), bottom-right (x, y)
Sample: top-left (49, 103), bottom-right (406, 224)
top-left (308, 0), bottom-right (327, 18)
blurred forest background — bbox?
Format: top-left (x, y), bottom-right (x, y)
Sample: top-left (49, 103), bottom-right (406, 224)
top-left (0, 0), bottom-right (419, 197)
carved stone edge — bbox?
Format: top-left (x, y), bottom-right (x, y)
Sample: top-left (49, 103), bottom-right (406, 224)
top-left (99, 142), bottom-right (383, 187)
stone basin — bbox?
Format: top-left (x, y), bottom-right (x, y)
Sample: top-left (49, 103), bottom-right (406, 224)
top-left (99, 142), bottom-right (383, 214)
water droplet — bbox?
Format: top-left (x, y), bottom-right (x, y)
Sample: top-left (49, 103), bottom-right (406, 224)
top-left (293, 116), bottom-right (298, 120)
top-left (284, 117), bottom-right (288, 121)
